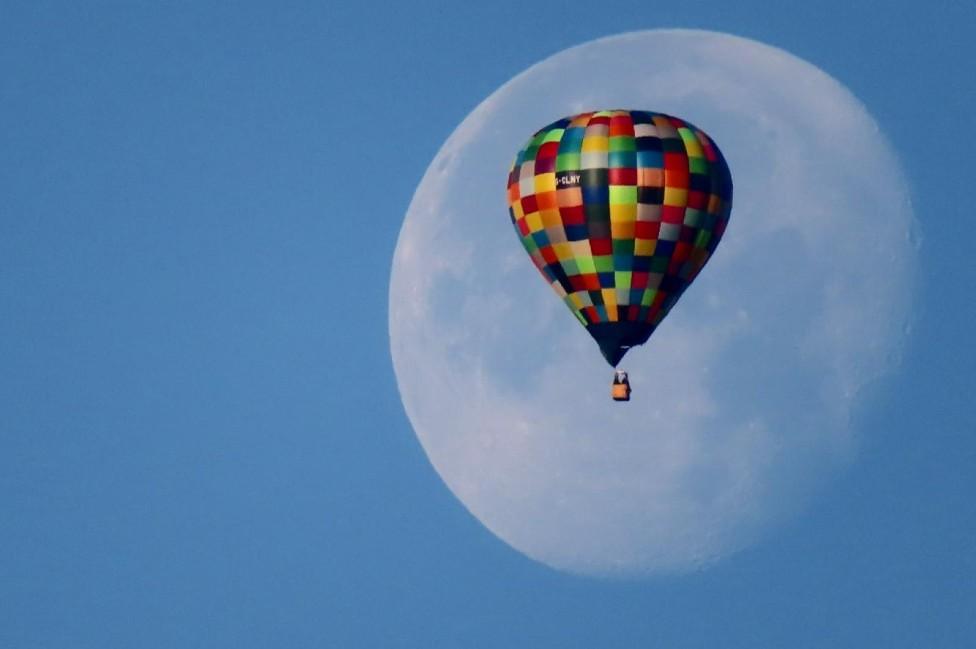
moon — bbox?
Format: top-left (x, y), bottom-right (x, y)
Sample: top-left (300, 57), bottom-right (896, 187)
top-left (389, 30), bottom-right (916, 577)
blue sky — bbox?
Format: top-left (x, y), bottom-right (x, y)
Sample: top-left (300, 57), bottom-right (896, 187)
top-left (1, 1), bottom-right (973, 647)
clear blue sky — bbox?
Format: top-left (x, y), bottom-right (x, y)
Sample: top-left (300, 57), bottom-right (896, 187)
top-left (1, 2), bottom-right (973, 647)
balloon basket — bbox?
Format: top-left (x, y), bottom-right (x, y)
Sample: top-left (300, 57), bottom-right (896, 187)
top-left (611, 372), bottom-right (631, 402)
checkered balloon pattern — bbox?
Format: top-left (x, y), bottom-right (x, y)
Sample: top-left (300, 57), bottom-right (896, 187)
top-left (506, 110), bottom-right (733, 366)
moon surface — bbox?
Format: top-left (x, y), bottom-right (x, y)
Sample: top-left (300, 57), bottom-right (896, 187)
top-left (389, 30), bottom-right (916, 577)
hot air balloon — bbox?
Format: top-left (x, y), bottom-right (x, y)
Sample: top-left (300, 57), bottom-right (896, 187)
top-left (505, 110), bottom-right (733, 401)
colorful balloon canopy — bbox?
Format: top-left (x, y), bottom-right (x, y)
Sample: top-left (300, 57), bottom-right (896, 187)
top-left (506, 110), bottom-right (733, 366)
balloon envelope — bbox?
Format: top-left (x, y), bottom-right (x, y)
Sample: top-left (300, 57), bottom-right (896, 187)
top-left (506, 110), bottom-right (733, 366)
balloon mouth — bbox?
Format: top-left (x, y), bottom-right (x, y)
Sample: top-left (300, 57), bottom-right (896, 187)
top-left (587, 322), bottom-right (656, 366)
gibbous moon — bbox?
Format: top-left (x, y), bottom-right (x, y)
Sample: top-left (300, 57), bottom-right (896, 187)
top-left (389, 30), bottom-right (916, 577)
